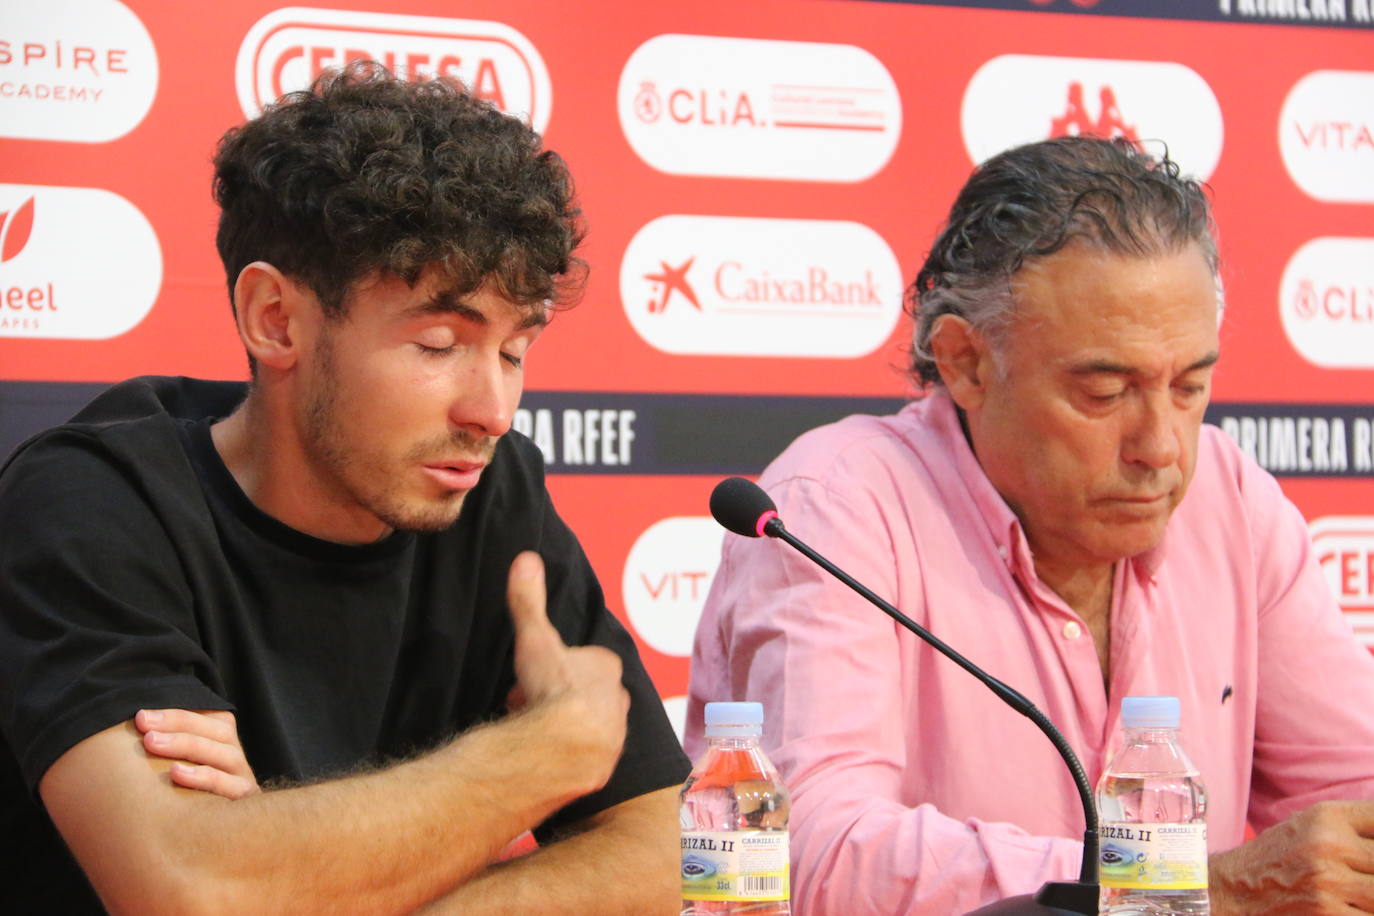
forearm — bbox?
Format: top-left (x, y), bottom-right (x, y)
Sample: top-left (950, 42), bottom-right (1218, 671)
top-left (424, 786), bottom-right (681, 916)
top-left (45, 704), bottom-right (606, 916)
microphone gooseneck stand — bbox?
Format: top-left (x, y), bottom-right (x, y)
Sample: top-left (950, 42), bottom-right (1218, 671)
top-left (708, 477), bottom-right (1099, 916)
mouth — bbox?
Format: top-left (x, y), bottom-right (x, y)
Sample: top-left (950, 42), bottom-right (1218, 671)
top-left (421, 460), bottom-right (487, 492)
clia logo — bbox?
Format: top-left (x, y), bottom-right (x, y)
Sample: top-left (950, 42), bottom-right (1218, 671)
top-left (0, 183), bottom-right (161, 339)
top-left (235, 8), bottom-right (552, 131)
top-left (1279, 237), bottom-right (1374, 369)
top-left (962, 55), bottom-right (1223, 179)
top-left (1279, 70), bottom-right (1374, 204)
top-left (618, 34), bottom-right (901, 183)
top-left (643, 258), bottom-right (700, 314)
top-left (0, 197), bottom-right (36, 263)
top-left (620, 215), bottom-right (902, 359)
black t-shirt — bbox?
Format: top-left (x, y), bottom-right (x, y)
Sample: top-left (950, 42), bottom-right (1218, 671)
top-left (0, 376), bottom-right (689, 912)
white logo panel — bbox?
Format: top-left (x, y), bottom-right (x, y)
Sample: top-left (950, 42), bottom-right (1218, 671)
top-left (1279, 237), bottom-right (1374, 370)
top-left (620, 215), bottom-right (903, 359)
top-left (1279, 70), bottom-right (1374, 204)
top-left (0, 0), bottom-right (158, 143)
top-left (236, 7), bottom-right (551, 131)
top-left (622, 516), bottom-right (725, 658)
top-left (0, 184), bottom-right (162, 339)
top-left (618, 34), bottom-right (901, 183)
top-left (962, 54), bottom-right (1223, 179)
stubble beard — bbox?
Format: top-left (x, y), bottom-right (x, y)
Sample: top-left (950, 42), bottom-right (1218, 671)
top-left (303, 329), bottom-right (495, 535)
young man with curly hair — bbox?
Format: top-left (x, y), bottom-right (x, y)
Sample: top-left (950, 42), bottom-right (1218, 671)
top-left (0, 64), bottom-right (687, 914)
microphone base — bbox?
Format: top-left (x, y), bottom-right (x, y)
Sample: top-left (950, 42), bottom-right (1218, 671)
top-left (964, 881), bottom-right (1098, 916)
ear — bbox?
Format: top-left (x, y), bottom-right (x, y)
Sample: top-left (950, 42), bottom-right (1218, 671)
top-left (232, 262), bottom-right (312, 371)
top-left (929, 314), bottom-right (993, 411)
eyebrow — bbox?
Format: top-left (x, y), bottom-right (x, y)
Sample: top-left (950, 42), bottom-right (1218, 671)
top-left (404, 291), bottom-right (549, 330)
top-left (1067, 351), bottom-right (1221, 377)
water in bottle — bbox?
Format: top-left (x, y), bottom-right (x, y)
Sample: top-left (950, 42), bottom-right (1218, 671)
top-left (680, 701), bottom-right (791, 915)
top-left (1097, 696), bottom-right (1210, 916)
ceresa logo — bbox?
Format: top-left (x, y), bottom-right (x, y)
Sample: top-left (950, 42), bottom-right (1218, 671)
top-left (0, 183), bottom-right (161, 338)
top-left (1311, 516), bottom-right (1374, 647)
top-left (1280, 70), bottom-right (1374, 204)
top-left (962, 55), bottom-right (1223, 179)
top-left (621, 516), bottom-right (724, 658)
top-left (617, 34), bottom-right (901, 183)
top-left (0, 0), bottom-right (158, 143)
top-left (1279, 237), bottom-right (1374, 369)
top-left (236, 7), bottom-right (551, 131)
top-left (620, 215), bottom-right (903, 359)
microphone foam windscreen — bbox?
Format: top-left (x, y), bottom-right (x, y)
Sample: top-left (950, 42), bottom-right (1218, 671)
top-left (709, 477), bottom-right (777, 537)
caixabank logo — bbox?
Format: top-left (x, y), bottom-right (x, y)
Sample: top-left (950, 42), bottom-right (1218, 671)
top-left (1280, 70), bottom-right (1374, 204)
top-left (1280, 237), bottom-right (1374, 369)
top-left (0, 184), bottom-right (161, 338)
top-left (617, 34), bottom-right (901, 183)
top-left (236, 7), bottom-right (551, 131)
top-left (620, 215), bottom-right (903, 358)
top-left (962, 55), bottom-right (1223, 179)
top-left (0, 0), bottom-right (157, 143)
top-left (1311, 516), bottom-right (1374, 646)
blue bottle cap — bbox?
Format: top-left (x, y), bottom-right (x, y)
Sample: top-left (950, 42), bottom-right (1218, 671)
top-left (704, 701), bottom-right (764, 736)
top-left (1121, 696), bottom-right (1180, 728)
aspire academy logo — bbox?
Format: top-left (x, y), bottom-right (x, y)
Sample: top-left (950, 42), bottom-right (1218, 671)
top-left (1311, 516), bottom-right (1374, 646)
top-left (962, 55), bottom-right (1223, 179)
top-left (618, 34), bottom-right (901, 183)
top-left (620, 215), bottom-right (902, 358)
top-left (1280, 70), bottom-right (1374, 203)
top-left (1280, 237), bottom-right (1374, 369)
top-left (235, 7), bottom-right (551, 131)
top-left (0, 0), bottom-right (158, 143)
top-left (0, 183), bottom-right (161, 338)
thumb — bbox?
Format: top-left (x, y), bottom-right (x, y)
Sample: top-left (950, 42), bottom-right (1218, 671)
top-left (507, 551), bottom-right (560, 653)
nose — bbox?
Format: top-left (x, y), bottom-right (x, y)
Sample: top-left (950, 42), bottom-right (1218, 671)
top-left (450, 350), bottom-right (516, 440)
top-left (1122, 392), bottom-right (1182, 471)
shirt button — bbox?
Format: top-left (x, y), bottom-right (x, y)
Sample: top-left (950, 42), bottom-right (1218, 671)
top-left (1062, 621), bottom-right (1082, 640)
top-left (997, 545), bottom-right (1008, 560)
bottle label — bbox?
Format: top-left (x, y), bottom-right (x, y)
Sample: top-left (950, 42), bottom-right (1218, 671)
top-left (681, 829), bottom-right (789, 902)
top-left (1099, 821), bottom-right (1208, 890)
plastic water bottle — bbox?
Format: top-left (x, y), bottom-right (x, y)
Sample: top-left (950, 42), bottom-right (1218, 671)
top-left (680, 701), bottom-right (791, 915)
top-left (1097, 696), bottom-right (1210, 915)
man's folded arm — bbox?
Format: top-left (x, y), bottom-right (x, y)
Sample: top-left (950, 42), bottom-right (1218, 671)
top-left (40, 692), bottom-right (624, 916)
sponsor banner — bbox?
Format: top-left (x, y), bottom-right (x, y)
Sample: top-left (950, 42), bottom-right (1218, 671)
top-left (0, 0), bottom-right (158, 143)
top-left (621, 516), bottom-right (724, 658)
top-left (617, 33), bottom-right (901, 182)
top-left (0, 184), bottom-right (161, 341)
top-left (1280, 71), bottom-right (1374, 203)
top-left (1280, 237), bottom-right (1374, 369)
top-left (962, 54), bottom-right (1223, 178)
top-left (1212, 404), bottom-right (1374, 477)
top-left (863, 0), bottom-right (1374, 28)
top-left (235, 7), bottom-right (551, 130)
top-left (620, 215), bottom-right (904, 358)
top-left (1309, 517), bottom-right (1374, 647)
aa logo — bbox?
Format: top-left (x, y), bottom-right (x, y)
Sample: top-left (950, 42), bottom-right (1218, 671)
top-left (1050, 83), bottom-right (1139, 143)
top-left (0, 197), bottom-right (36, 263)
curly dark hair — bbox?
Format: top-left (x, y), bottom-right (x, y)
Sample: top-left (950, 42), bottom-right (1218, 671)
top-left (908, 136), bottom-right (1218, 388)
top-left (213, 60), bottom-right (585, 328)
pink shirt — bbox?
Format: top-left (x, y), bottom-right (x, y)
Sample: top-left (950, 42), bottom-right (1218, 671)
top-left (686, 388), bottom-right (1374, 914)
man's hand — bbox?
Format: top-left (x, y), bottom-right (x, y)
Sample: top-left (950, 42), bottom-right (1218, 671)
top-left (134, 708), bottom-right (260, 800)
top-left (1211, 800), bottom-right (1374, 914)
top-left (507, 550), bottom-right (630, 796)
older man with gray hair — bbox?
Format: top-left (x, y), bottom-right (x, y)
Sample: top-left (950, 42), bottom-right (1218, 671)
top-left (687, 136), bottom-right (1374, 914)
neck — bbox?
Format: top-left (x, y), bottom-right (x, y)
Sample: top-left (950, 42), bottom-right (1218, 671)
top-left (211, 388), bottom-right (391, 545)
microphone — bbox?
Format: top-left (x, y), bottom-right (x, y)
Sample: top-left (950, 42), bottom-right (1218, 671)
top-left (709, 476), bottom-right (1099, 916)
